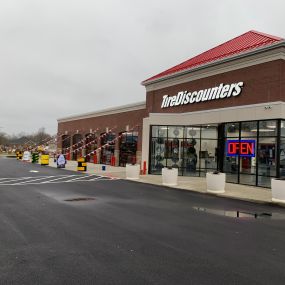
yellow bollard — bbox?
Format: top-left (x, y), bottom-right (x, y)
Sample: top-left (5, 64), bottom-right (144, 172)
top-left (77, 157), bottom-right (87, 171)
top-left (16, 151), bottom-right (23, 160)
top-left (40, 154), bottom-right (49, 166)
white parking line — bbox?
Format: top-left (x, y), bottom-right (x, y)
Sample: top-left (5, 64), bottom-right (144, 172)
top-left (0, 174), bottom-right (73, 180)
top-left (40, 174), bottom-right (78, 183)
top-left (65, 174), bottom-right (99, 182)
top-left (13, 176), bottom-right (56, 185)
top-left (0, 174), bottom-right (119, 186)
top-left (88, 176), bottom-right (105, 181)
top-left (0, 177), bottom-right (37, 184)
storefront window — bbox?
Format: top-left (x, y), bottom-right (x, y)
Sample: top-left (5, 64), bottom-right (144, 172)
top-left (225, 123), bottom-right (239, 138)
top-left (149, 120), bottom-right (283, 187)
top-left (223, 120), bottom-right (281, 187)
top-left (223, 138), bottom-right (239, 183)
top-left (150, 125), bottom-right (218, 176)
top-left (258, 120), bottom-right (277, 136)
top-left (200, 125), bottom-right (218, 175)
top-left (281, 121), bottom-right (285, 137)
top-left (152, 126), bottom-right (167, 138)
top-left (200, 139), bottom-right (217, 172)
top-left (257, 138), bottom-right (277, 187)
top-left (150, 127), bottom-right (167, 174)
top-left (201, 125), bottom-right (218, 139)
top-left (168, 126), bottom-right (183, 138)
top-left (280, 139), bottom-right (285, 178)
top-left (185, 127), bottom-right (200, 139)
top-left (241, 121), bottom-right (257, 137)
top-left (183, 138), bottom-right (200, 176)
top-left (239, 137), bottom-right (257, 186)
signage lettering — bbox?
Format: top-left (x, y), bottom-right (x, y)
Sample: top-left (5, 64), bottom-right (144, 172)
top-left (161, 82), bottom-right (244, 108)
top-left (226, 140), bottom-right (255, 157)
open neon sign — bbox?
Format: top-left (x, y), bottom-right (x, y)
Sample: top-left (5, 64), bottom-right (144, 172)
top-left (226, 140), bottom-right (256, 157)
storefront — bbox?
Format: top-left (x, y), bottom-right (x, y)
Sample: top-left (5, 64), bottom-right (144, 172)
top-left (141, 30), bottom-right (285, 187)
top-left (148, 119), bottom-right (285, 187)
top-left (58, 30), bottom-right (285, 188)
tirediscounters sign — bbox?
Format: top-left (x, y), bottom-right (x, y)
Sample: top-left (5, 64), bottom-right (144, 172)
top-left (161, 82), bottom-right (244, 108)
top-left (226, 140), bottom-right (256, 157)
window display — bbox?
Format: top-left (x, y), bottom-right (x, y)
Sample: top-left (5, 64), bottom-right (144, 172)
top-left (150, 125), bottom-right (218, 176)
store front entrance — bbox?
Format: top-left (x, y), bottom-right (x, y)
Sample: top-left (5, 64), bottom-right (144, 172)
top-left (223, 120), bottom-right (285, 188)
top-left (149, 120), bottom-right (285, 188)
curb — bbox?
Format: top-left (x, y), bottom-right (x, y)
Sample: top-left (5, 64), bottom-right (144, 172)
top-left (45, 160), bottom-right (285, 208)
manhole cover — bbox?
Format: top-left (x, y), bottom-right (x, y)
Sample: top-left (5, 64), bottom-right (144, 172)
top-left (64, 197), bottom-right (96, 202)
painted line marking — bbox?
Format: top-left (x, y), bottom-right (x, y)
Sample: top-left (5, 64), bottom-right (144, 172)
top-left (0, 174), bottom-right (119, 186)
top-left (13, 176), bottom-right (56, 185)
top-left (65, 174), bottom-right (99, 182)
top-left (0, 177), bottom-right (38, 184)
top-left (40, 175), bottom-right (78, 183)
top-left (89, 176), bottom-right (107, 181)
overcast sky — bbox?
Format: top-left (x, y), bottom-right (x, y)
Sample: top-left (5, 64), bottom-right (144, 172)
top-left (0, 0), bottom-right (284, 135)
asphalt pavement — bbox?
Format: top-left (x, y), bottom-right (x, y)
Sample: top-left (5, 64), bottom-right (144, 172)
top-left (1, 156), bottom-right (285, 285)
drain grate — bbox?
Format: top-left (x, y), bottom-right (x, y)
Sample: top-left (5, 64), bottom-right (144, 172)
top-left (64, 197), bottom-right (96, 202)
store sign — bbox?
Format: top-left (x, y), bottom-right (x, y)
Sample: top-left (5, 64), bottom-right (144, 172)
top-left (226, 140), bottom-right (255, 157)
top-left (161, 82), bottom-right (244, 108)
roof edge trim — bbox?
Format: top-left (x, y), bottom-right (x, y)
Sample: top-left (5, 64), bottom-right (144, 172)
top-left (57, 101), bottom-right (146, 123)
top-left (142, 40), bottom-right (285, 86)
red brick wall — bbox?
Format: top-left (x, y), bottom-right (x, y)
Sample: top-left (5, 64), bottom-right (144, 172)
top-left (58, 108), bottom-right (147, 151)
top-left (281, 60), bottom-right (285, 102)
top-left (146, 60), bottom-right (284, 114)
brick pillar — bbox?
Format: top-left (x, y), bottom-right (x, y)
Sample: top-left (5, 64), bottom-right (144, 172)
top-left (96, 134), bottom-right (101, 163)
top-left (70, 135), bottom-right (74, 160)
top-left (114, 132), bottom-right (120, 166)
top-left (136, 150), bottom-right (142, 166)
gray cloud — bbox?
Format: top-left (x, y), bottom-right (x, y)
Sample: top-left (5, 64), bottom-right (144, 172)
top-left (0, 0), bottom-right (284, 135)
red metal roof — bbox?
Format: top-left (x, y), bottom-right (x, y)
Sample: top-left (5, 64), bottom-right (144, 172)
top-left (142, 30), bottom-right (284, 84)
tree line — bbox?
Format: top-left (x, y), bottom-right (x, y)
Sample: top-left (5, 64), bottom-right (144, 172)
top-left (0, 128), bottom-right (52, 151)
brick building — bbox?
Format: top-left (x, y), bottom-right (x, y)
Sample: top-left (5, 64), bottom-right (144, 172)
top-left (58, 30), bottom-right (285, 187)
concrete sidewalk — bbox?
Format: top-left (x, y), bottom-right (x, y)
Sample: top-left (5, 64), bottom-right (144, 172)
top-left (49, 158), bottom-right (281, 206)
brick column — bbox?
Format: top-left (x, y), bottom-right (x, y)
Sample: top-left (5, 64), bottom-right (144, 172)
top-left (114, 132), bottom-right (120, 166)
